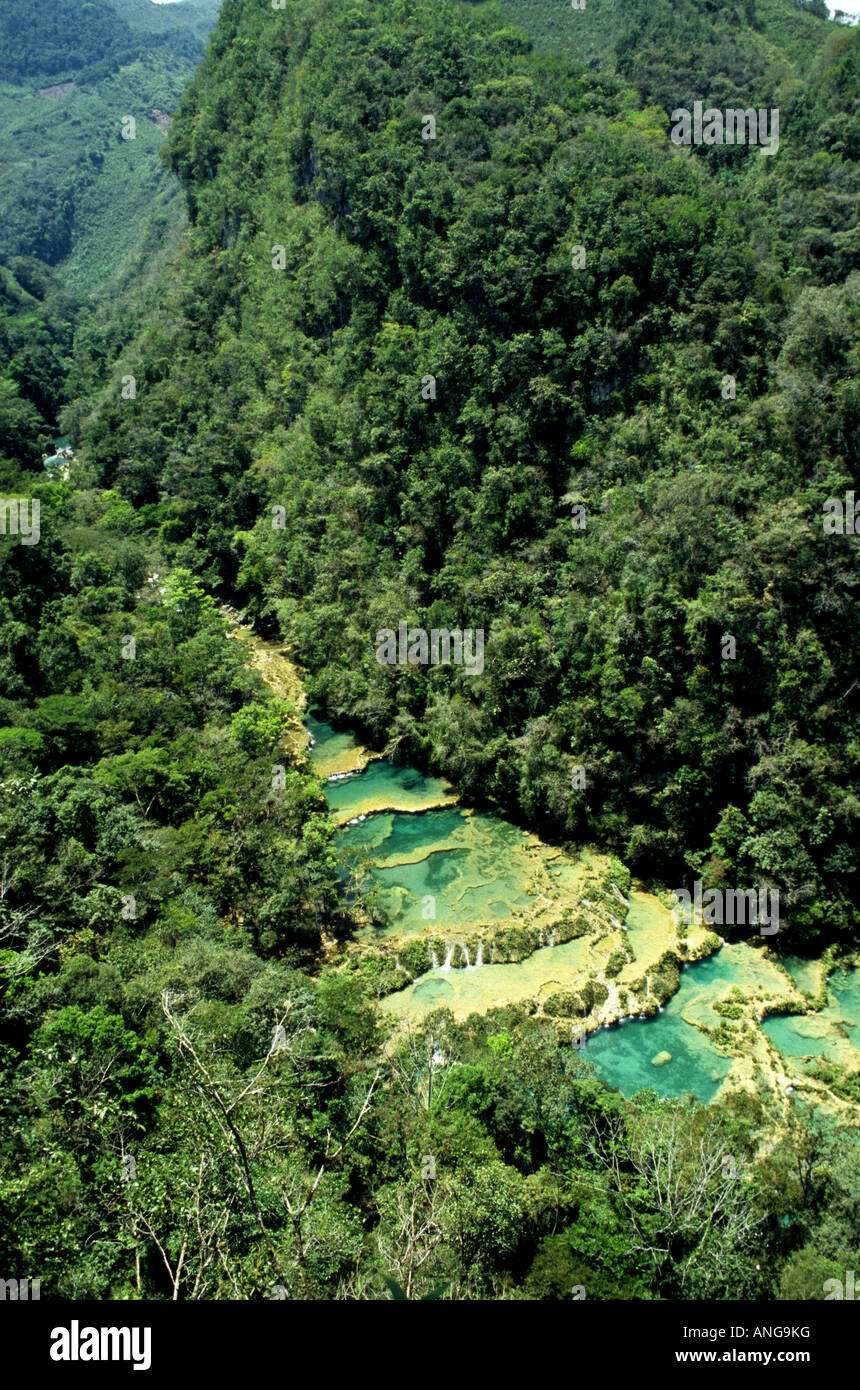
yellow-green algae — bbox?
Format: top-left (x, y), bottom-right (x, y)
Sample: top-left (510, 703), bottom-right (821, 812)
top-left (222, 607), bottom-right (309, 761)
top-left (378, 882), bottom-right (709, 1030)
top-left (383, 935), bottom-right (593, 1023)
top-left (308, 713), bottom-right (379, 778)
top-left (325, 759), bottom-right (459, 826)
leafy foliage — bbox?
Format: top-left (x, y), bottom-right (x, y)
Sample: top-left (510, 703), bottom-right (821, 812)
top-left (0, 0), bottom-right (858, 1303)
top-left (72, 0), bottom-right (860, 946)
top-left (0, 0), bottom-right (219, 287)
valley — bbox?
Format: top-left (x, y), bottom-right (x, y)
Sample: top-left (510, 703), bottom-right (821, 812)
top-left (1, 0), bottom-right (858, 1306)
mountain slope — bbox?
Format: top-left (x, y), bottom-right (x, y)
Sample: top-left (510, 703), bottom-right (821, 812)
top-left (0, 259), bottom-right (78, 466)
top-left (0, 0), bottom-right (858, 1308)
top-left (0, 0), bottom-right (220, 290)
top-left (68, 0), bottom-right (860, 943)
top-left (498, 0), bottom-right (833, 77)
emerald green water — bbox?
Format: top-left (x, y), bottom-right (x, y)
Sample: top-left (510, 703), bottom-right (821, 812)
top-left (583, 954), bottom-right (737, 1102)
top-left (586, 1013), bottom-right (731, 1102)
top-left (327, 759), bottom-right (455, 820)
top-left (311, 714), bottom-right (852, 1105)
top-left (585, 946), bottom-right (794, 1101)
top-left (763, 968), bottom-right (860, 1069)
top-left (313, 716), bottom-right (544, 936)
top-left (307, 713), bottom-right (359, 775)
top-left (339, 807), bottom-right (535, 933)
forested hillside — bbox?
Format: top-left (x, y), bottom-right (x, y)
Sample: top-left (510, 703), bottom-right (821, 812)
top-left (0, 0), bottom-right (220, 288)
top-left (0, 259), bottom-right (79, 465)
top-left (0, 0), bottom-right (216, 85)
top-left (71, 0), bottom-right (860, 946)
top-left (1, 0), bottom-right (858, 1305)
top-left (500, 0), bottom-right (833, 77)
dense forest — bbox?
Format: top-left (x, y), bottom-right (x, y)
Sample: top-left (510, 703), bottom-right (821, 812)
top-left (0, 0), bottom-right (858, 1302)
top-left (0, 0), bottom-right (210, 87)
top-left (0, 0), bottom-right (220, 285)
top-left (0, 259), bottom-right (79, 465)
top-left (72, 0), bottom-right (860, 945)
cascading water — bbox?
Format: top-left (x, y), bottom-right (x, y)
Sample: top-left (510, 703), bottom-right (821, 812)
top-left (318, 712), bottom-right (758, 1106)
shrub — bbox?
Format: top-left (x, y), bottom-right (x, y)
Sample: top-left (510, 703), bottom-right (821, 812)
top-left (543, 991), bottom-right (583, 1018)
top-left (582, 980), bottom-right (609, 1013)
top-left (605, 950), bottom-right (627, 977)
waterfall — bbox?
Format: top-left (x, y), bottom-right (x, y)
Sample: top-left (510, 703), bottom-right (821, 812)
top-left (430, 949), bottom-right (439, 970)
top-left (442, 943), bottom-right (454, 972)
top-left (475, 941), bottom-right (483, 968)
top-left (548, 930), bottom-right (555, 946)
top-left (463, 946), bottom-right (471, 970)
top-left (609, 915), bottom-right (622, 929)
top-left (538, 928), bottom-right (545, 947)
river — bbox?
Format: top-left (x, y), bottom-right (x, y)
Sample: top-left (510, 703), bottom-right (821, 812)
top-left (307, 712), bottom-right (859, 1107)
